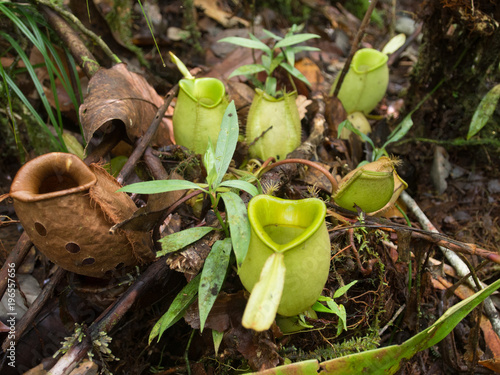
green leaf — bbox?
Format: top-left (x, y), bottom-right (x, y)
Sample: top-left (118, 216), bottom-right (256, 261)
top-left (284, 48), bottom-right (295, 67)
top-left (213, 101), bottom-right (239, 188)
top-left (117, 179), bottom-right (205, 194)
top-left (287, 46), bottom-right (321, 53)
top-left (242, 253), bottom-right (286, 331)
top-left (199, 238), bottom-right (232, 332)
top-left (325, 300), bottom-right (346, 333)
top-left (381, 33), bottom-right (406, 55)
top-left (170, 51), bottom-right (194, 79)
top-left (338, 120), bottom-right (376, 149)
top-left (318, 276), bottom-right (500, 374)
top-left (212, 330), bottom-right (224, 355)
top-left (384, 113), bottom-right (414, 147)
top-left (279, 62), bottom-right (311, 87)
top-left (220, 192), bottom-right (251, 267)
top-left (275, 33), bottom-right (320, 49)
top-left (265, 77), bottom-right (277, 97)
top-left (228, 64), bottom-right (267, 78)
top-left (158, 227), bottom-right (214, 256)
top-left (149, 274), bottom-right (201, 344)
top-left (263, 29), bottom-right (283, 40)
top-left (218, 36), bottom-right (272, 56)
top-left (219, 180), bottom-right (259, 197)
top-left (333, 280), bottom-right (357, 299)
top-left (311, 301), bottom-right (335, 314)
top-left (204, 138), bottom-right (217, 188)
top-left (467, 83), bottom-right (500, 139)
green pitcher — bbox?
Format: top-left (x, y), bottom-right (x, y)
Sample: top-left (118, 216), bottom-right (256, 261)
top-left (173, 77), bottom-right (229, 154)
top-left (239, 195), bottom-right (331, 317)
top-left (331, 48), bottom-right (389, 115)
top-left (246, 89), bottom-right (301, 161)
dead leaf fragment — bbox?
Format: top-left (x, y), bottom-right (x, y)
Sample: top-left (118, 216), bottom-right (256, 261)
top-left (194, 0), bottom-right (249, 27)
top-left (80, 64), bottom-right (173, 148)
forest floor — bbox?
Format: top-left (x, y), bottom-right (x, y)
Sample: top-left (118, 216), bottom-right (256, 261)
top-left (0, 1), bottom-right (499, 374)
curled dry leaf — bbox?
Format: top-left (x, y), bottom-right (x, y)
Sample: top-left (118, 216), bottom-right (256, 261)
top-left (194, 0), bottom-right (249, 27)
top-left (79, 64), bottom-right (173, 147)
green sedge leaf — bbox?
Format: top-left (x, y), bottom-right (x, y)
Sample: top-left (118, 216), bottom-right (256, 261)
top-left (214, 101), bottom-right (239, 188)
top-left (467, 83), bottom-right (500, 139)
top-left (333, 280), bottom-right (357, 299)
top-left (274, 33), bottom-right (320, 49)
top-left (279, 61), bottom-right (311, 87)
top-left (158, 227), bottom-right (214, 256)
top-left (218, 36), bottom-right (272, 55)
top-left (220, 192), bottom-right (251, 267)
top-left (149, 274), bottom-right (201, 344)
top-left (118, 179), bottom-right (205, 194)
top-left (242, 253), bottom-right (285, 331)
top-left (228, 64), bottom-right (267, 78)
top-left (219, 180), bottom-right (259, 197)
top-left (199, 238), bottom-right (232, 332)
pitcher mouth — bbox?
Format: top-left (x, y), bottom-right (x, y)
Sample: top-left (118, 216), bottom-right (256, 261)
top-left (248, 195), bottom-right (326, 253)
top-left (10, 152), bottom-right (97, 202)
top-left (179, 78), bottom-right (226, 108)
top-left (352, 48), bottom-right (388, 74)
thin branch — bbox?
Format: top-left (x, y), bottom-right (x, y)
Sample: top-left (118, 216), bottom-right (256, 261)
top-left (36, 0), bottom-right (121, 65)
top-left (400, 190), bottom-right (500, 339)
top-left (117, 85), bottom-right (179, 185)
top-left (332, 0), bottom-right (379, 98)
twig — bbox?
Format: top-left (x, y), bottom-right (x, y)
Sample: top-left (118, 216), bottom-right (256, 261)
top-left (400, 190), bottom-right (500, 339)
top-left (36, 0), bottom-right (120, 65)
top-left (40, 6), bottom-right (100, 78)
top-left (332, 0), bottom-right (379, 98)
top-left (259, 158), bottom-right (338, 194)
top-left (117, 85), bottom-right (179, 185)
top-left (0, 232), bottom-right (32, 300)
top-left (47, 259), bottom-right (171, 374)
top-left (1, 267), bottom-right (66, 352)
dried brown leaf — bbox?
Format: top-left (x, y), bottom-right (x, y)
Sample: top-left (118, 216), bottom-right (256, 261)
top-left (80, 64), bottom-right (173, 148)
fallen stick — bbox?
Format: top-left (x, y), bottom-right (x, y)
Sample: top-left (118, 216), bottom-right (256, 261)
top-left (400, 190), bottom-right (500, 339)
top-left (47, 259), bottom-right (170, 375)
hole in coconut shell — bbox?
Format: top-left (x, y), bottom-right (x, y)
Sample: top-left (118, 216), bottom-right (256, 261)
top-left (35, 222), bottom-right (47, 236)
top-left (65, 242), bottom-right (81, 253)
top-left (81, 257), bottom-right (95, 266)
top-left (104, 270), bottom-right (113, 278)
top-left (115, 262), bottom-right (124, 270)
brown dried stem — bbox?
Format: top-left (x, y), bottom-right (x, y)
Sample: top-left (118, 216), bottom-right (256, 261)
top-left (331, 0), bottom-right (379, 98)
top-left (117, 85), bottom-right (179, 185)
